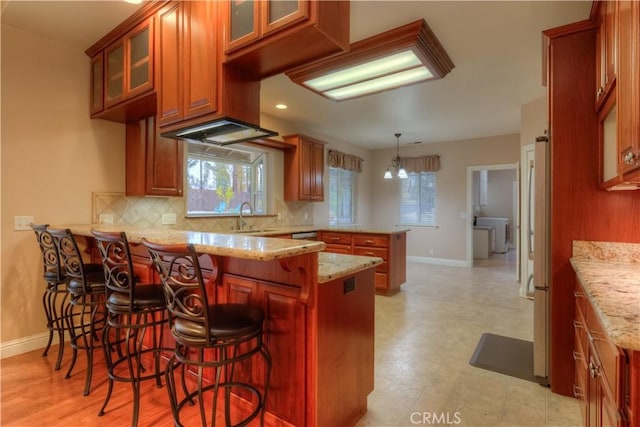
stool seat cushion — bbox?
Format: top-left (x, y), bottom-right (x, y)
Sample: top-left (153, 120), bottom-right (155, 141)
top-left (173, 303), bottom-right (264, 345)
top-left (107, 284), bottom-right (166, 312)
top-left (67, 271), bottom-right (105, 295)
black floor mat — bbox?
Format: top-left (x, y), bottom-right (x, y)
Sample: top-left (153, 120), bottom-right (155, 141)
top-left (469, 333), bottom-right (538, 383)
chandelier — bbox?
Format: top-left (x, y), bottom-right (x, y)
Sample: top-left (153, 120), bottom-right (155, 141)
top-left (384, 133), bottom-right (408, 179)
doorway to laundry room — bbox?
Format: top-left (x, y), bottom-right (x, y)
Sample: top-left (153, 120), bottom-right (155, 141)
top-left (465, 163), bottom-right (519, 281)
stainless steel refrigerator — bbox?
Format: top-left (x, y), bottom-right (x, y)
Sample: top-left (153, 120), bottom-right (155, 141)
top-left (531, 132), bottom-right (550, 385)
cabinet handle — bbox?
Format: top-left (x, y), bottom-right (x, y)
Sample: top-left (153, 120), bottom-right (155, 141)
top-left (573, 350), bottom-right (583, 361)
top-left (331, 237), bottom-right (340, 242)
top-left (573, 320), bottom-right (584, 329)
top-left (589, 361), bottom-right (600, 378)
top-left (597, 86), bottom-right (604, 97)
top-left (573, 384), bottom-right (584, 399)
top-left (364, 251), bottom-right (374, 256)
top-left (365, 239), bottom-right (374, 244)
top-left (574, 291), bottom-right (584, 298)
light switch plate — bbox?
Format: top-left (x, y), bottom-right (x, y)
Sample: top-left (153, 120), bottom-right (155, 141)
top-left (162, 213), bottom-right (177, 225)
top-left (14, 216), bottom-right (34, 231)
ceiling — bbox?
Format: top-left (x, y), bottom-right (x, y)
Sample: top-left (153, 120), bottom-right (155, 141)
top-left (1, 0), bottom-right (592, 150)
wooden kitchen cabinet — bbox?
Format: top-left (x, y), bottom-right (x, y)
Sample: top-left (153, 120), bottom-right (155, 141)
top-left (86, 3), bottom-right (163, 122)
top-left (574, 279), bottom-right (628, 427)
top-left (156, 1), bottom-right (218, 128)
top-left (284, 134), bottom-right (325, 202)
top-left (595, 0), bottom-right (617, 108)
top-left (222, 274), bottom-right (306, 427)
top-left (223, 0), bottom-right (349, 79)
top-left (126, 116), bottom-right (184, 197)
top-left (318, 230), bottom-right (407, 295)
top-left (595, 0), bottom-right (640, 188)
top-left (89, 17), bottom-right (155, 119)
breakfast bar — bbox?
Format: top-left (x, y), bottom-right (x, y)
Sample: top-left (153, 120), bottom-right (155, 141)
top-left (64, 224), bottom-right (382, 427)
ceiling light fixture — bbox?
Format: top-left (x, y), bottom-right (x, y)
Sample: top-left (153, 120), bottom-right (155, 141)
top-left (384, 133), bottom-right (408, 179)
top-left (275, 104), bottom-right (288, 110)
top-left (286, 19), bottom-right (454, 102)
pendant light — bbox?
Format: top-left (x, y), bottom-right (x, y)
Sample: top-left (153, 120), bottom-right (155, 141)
top-left (384, 133), bottom-right (408, 179)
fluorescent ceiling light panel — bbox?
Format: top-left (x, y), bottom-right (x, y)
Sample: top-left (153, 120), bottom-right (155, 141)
top-left (286, 19), bottom-right (454, 102)
top-left (324, 67), bottom-right (433, 101)
top-left (304, 50), bottom-right (423, 92)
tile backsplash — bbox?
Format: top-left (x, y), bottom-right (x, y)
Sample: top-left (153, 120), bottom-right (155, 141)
top-left (92, 192), bottom-right (313, 232)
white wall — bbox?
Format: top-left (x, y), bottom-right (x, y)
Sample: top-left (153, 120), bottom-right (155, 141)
top-left (1, 26), bottom-right (126, 351)
top-left (371, 134), bottom-right (520, 262)
top-left (260, 113), bottom-right (373, 227)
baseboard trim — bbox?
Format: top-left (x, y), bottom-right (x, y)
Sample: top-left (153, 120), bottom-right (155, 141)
top-left (407, 256), bottom-right (467, 268)
top-left (1, 332), bottom-right (59, 359)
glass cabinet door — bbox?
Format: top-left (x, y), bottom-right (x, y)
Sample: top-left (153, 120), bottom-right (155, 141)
top-left (128, 25), bottom-right (150, 92)
top-left (261, 0), bottom-right (308, 36)
top-left (105, 43), bottom-right (124, 105)
top-left (227, 0), bottom-right (260, 51)
top-left (90, 54), bottom-right (104, 114)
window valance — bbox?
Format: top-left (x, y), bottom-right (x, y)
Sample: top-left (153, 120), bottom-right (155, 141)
top-left (328, 149), bottom-right (364, 172)
top-left (402, 155), bottom-right (441, 173)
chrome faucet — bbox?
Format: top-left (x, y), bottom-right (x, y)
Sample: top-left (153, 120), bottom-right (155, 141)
top-left (237, 201), bottom-right (253, 231)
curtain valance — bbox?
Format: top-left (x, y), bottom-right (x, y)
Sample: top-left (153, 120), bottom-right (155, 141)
top-left (327, 149), bottom-right (364, 172)
top-left (402, 155), bottom-right (441, 173)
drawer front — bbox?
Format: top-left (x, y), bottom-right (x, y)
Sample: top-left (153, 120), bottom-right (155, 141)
top-left (352, 234), bottom-right (387, 248)
top-left (353, 246), bottom-right (387, 273)
top-left (353, 246), bottom-right (387, 260)
top-left (320, 232), bottom-right (352, 245)
top-left (323, 243), bottom-right (352, 255)
top-left (374, 272), bottom-right (388, 290)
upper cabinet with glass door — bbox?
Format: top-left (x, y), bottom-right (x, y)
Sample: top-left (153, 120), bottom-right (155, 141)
top-left (224, 0), bottom-right (349, 79)
top-left (88, 15), bottom-right (157, 121)
top-left (596, 0), bottom-right (640, 189)
top-left (104, 18), bottom-right (154, 108)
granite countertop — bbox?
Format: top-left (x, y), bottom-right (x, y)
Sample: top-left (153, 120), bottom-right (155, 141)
top-left (60, 224), bottom-right (382, 282)
top-left (318, 252), bottom-right (383, 284)
top-left (570, 240), bottom-right (640, 351)
top-left (62, 224), bottom-right (326, 261)
top-left (245, 225), bottom-right (409, 236)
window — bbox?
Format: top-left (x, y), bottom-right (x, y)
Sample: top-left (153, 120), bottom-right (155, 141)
top-left (186, 144), bottom-right (267, 216)
top-left (400, 172), bottom-right (436, 226)
top-left (329, 167), bottom-right (357, 225)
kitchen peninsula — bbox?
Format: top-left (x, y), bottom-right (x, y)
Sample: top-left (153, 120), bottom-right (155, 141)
top-left (65, 224), bottom-right (381, 427)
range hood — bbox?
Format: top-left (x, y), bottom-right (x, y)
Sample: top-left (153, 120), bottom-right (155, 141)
top-left (161, 117), bottom-right (278, 146)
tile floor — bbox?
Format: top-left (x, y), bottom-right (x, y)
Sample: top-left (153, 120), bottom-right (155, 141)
top-left (355, 250), bottom-right (583, 427)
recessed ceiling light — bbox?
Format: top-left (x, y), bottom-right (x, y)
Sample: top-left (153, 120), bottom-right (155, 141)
top-left (124, 0), bottom-right (143, 4)
top-left (275, 104), bottom-right (288, 110)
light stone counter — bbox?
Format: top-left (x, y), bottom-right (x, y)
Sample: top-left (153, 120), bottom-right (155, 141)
top-left (62, 224), bottom-right (325, 261)
top-left (60, 224), bottom-right (381, 283)
top-left (570, 240), bottom-right (640, 351)
top-left (318, 252), bottom-right (383, 284)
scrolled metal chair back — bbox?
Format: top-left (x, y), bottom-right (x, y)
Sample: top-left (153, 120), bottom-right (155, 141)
top-left (91, 230), bottom-right (136, 312)
top-left (31, 224), bottom-right (64, 283)
top-left (47, 228), bottom-right (89, 292)
top-left (142, 239), bottom-right (211, 345)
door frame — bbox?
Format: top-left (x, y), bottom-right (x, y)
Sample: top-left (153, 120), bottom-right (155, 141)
top-left (465, 163), bottom-right (519, 268)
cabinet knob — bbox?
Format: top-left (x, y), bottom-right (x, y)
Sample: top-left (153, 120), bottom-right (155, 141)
top-left (596, 86), bottom-right (604, 97)
top-left (623, 152), bottom-right (637, 165)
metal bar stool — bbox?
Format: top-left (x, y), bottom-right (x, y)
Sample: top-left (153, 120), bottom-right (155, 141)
top-left (142, 239), bottom-right (271, 427)
top-left (47, 227), bottom-right (107, 396)
top-left (91, 229), bottom-right (170, 427)
top-left (31, 224), bottom-right (102, 371)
